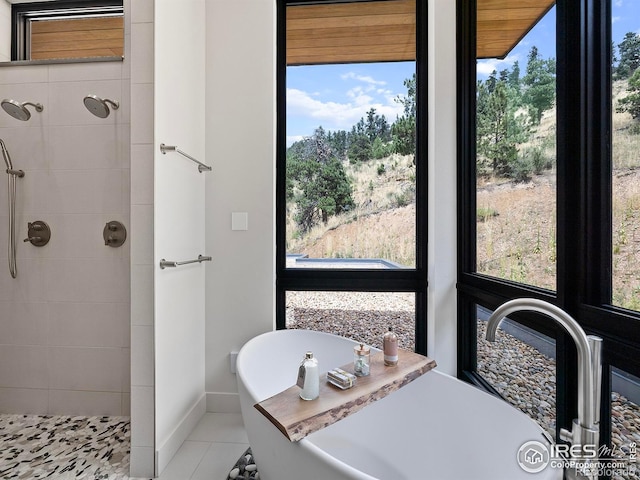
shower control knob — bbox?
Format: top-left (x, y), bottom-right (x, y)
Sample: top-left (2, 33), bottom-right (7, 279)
top-left (24, 221), bottom-right (50, 247)
top-left (104, 221), bottom-right (127, 248)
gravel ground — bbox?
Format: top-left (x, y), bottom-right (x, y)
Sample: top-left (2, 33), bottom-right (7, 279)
top-left (476, 320), bottom-right (557, 437)
top-left (286, 291), bottom-right (640, 479)
top-left (286, 291), bottom-right (415, 350)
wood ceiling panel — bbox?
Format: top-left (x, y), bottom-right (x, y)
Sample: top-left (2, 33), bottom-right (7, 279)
top-left (477, 0), bottom-right (555, 59)
top-left (287, 0), bottom-right (415, 65)
top-left (30, 17), bottom-right (124, 60)
top-left (286, 0), bottom-right (555, 65)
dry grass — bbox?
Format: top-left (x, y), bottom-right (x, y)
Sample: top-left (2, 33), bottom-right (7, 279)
top-left (477, 173), bottom-right (639, 311)
top-left (613, 80), bottom-right (640, 169)
top-left (287, 154), bottom-right (416, 267)
top-left (613, 169), bottom-right (640, 309)
top-left (286, 82), bottom-right (640, 310)
top-left (477, 174), bottom-right (557, 289)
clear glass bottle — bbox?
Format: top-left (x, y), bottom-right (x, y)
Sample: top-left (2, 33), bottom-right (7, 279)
top-left (298, 352), bottom-right (319, 400)
top-left (383, 326), bottom-right (398, 366)
top-left (353, 343), bottom-right (370, 376)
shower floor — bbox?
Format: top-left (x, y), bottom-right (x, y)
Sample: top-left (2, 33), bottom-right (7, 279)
top-left (0, 414), bottom-right (130, 479)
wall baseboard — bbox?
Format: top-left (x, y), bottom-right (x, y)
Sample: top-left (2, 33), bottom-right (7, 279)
top-left (156, 393), bottom-right (206, 475)
top-left (206, 392), bottom-right (240, 413)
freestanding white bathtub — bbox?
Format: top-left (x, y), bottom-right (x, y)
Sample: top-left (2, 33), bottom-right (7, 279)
top-left (237, 329), bottom-right (562, 480)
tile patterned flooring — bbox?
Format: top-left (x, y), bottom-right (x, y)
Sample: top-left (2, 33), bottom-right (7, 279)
top-left (0, 412), bottom-right (248, 480)
top-left (0, 414), bottom-right (130, 479)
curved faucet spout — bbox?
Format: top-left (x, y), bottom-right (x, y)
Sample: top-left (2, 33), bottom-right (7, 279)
top-left (486, 298), bottom-right (600, 434)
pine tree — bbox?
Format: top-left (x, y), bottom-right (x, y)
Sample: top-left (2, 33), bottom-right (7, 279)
top-left (615, 32), bottom-right (640, 80)
top-left (522, 46), bottom-right (556, 124)
top-left (477, 75), bottom-right (531, 177)
top-left (391, 73), bottom-right (416, 156)
top-left (347, 124), bottom-right (372, 164)
top-left (287, 128), bottom-right (355, 232)
top-left (617, 68), bottom-right (640, 121)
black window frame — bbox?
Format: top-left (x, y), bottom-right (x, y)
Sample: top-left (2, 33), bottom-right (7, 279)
top-left (275, 0), bottom-right (429, 356)
top-left (457, 0), bottom-right (640, 457)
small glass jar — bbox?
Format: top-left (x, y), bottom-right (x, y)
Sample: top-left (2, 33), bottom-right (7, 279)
top-left (353, 343), bottom-right (370, 376)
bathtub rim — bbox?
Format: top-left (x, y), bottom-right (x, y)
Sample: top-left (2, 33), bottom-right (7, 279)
top-left (237, 328), bottom-right (557, 480)
top-left (236, 328), bottom-right (385, 480)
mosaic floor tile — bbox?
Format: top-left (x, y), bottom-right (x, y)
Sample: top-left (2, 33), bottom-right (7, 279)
top-left (0, 414), bottom-right (130, 479)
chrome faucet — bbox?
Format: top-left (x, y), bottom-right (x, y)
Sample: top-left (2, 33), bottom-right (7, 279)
top-left (486, 298), bottom-right (602, 480)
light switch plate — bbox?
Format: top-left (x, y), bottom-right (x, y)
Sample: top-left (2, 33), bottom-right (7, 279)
top-left (231, 212), bottom-right (248, 231)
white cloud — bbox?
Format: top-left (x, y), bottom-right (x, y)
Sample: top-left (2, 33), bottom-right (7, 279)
top-left (287, 135), bottom-right (305, 147)
top-left (612, 16), bottom-right (622, 24)
top-left (287, 87), bottom-right (403, 129)
top-left (340, 72), bottom-right (387, 86)
top-left (615, 0), bottom-right (623, 7)
top-left (476, 54), bottom-right (520, 77)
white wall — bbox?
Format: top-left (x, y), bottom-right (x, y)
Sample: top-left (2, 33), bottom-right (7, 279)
top-left (129, 0), bottom-right (457, 471)
top-left (154, 0), bottom-right (207, 474)
top-left (204, 0), bottom-right (276, 405)
top-left (129, 0), bottom-right (156, 475)
top-left (199, 0), bottom-right (457, 396)
top-left (0, 55), bottom-right (130, 414)
top-left (427, 0), bottom-right (458, 376)
top-left (0, 1), bottom-right (10, 62)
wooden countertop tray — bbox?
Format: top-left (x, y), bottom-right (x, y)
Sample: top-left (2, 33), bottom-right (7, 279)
top-left (254, 349), bottom-right (436, 442)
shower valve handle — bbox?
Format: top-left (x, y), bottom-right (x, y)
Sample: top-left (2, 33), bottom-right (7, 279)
top-left (24, 220), bottom-right (51, 247)
top-left (103, 221), bottom-right (127, 248)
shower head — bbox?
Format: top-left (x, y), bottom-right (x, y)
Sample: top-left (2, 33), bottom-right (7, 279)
top-left (1, 99), bottom-right (44, 121)
top-left (83, 95), bottom-right (119, 118)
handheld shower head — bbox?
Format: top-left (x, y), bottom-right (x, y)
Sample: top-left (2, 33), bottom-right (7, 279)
top-left (2, 138), bottom-right (24, 279)
top-left (1, 99), bottom-right (44, 121)
top-left (1, 138), bottom-right (23, 177)
top-left (1, 138), bottom-right (13, 170)
top-left (83, 95), bottom-right (119, 118)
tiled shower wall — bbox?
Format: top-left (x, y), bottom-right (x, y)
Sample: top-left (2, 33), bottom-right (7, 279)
top-left (129, 0), bottom-right (156, 476)
top-left (0, 2), bottom-right (9, 63)
top-left (0, 24), bottom-right (131, 415)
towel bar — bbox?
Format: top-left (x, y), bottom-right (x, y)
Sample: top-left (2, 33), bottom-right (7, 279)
top-left (160, 255), bottom-right (212, 269)
top-left (160, 143), bottom-right (212, 173)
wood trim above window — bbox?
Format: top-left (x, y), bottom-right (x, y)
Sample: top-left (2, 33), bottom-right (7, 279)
top-left (286, 0), bottom-right (555, 65)
top-left (286, 0), bottom-right (416, 65)
top-left (477, 0), bottom-right (555, 59)
top-left (30, 16), bottom-right (123, 60)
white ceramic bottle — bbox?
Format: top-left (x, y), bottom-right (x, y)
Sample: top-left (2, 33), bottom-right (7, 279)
top-left (298, 352), bottom-right (319, 400)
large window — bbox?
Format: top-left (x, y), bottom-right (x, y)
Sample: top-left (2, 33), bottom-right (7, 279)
top-left (611, 2), bottom-right (640, 311)
top-left (277, 0), bottom-right (428, 354)
top-left (475, 5), bottom-right (557, 290)
top-left (9, 1), bottom-right (123, 62)
top-left (458, 0), bottom-right (640, 476)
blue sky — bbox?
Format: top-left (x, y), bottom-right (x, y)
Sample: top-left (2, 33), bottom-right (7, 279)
top-left (287, 62), bottom-right (414, 145)
top-left (287, 2), bottom-right (640, 145)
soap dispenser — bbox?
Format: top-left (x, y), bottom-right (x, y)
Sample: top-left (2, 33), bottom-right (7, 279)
top-left (297, 352), bottom-right (319, 400)
top-left (383, 326), bottom-right (398, 366)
